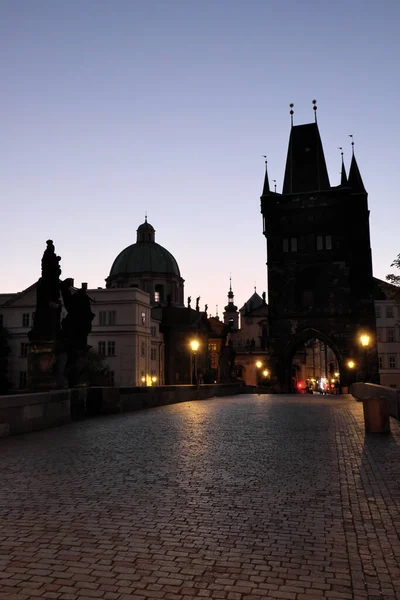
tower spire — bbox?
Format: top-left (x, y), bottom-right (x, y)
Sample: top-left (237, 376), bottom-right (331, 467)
top-left (349, 134), bottom-right (355, 155)
top-left (261, 156), bottom-right (270, 195)
top-left (338, 147), bottom-right (348, 186)
top-left (289, 103), bottom-right (294, 127)
top-left (312, 99), bottom-right (318, 123)
top-left (348, 134), bottom-right (366, 191)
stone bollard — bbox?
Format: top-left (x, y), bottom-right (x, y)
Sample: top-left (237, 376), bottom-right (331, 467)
top-left (362, 396), bottom-right (390, 434)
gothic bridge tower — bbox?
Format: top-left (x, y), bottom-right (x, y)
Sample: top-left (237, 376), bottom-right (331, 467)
top-left (261, 104), bottom-right (378, 391)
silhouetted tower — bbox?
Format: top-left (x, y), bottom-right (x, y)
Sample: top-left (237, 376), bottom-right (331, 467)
top-left (260, 102), bottom-right (378, 391)
top-left (223, 278), bottom-right (239, 330)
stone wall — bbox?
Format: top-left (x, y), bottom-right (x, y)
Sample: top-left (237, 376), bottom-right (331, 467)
top-left (0, 383), bottom-right (245, 438)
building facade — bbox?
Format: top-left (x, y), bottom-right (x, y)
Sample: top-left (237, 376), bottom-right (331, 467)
top-left (0, 284), bottom-right (163, 389)
top-left (374, 278), bottom-right (400, 388)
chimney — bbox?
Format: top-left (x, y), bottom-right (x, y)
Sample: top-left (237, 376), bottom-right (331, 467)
top-left (81, 282), bottom-right (88, 291)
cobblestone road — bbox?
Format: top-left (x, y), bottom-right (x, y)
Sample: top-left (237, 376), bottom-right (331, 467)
top-left (1, 394), bottom-right (400, 600)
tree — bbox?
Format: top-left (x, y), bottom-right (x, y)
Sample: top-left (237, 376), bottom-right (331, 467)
top-left (0, 326), bottom-right (10, 394)
top-left (386, 254), bottom-right (400, 287)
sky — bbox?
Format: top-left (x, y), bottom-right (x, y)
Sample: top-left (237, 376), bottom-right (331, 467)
top-left (1, 0), bottom-right (400, 316)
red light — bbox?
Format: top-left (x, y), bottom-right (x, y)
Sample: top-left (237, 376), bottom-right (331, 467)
top-left (297, 382), bottom-right (303, 389)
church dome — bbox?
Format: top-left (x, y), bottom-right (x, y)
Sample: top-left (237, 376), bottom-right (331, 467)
top-left (109, 219), bottom-right (181, 278)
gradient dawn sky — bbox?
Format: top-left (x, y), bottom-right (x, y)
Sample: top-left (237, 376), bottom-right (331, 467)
top-left (1, 0), bottom-right (399, 316)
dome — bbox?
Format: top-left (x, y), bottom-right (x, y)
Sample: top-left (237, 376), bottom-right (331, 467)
top-left (109, 219), bottom-right (181, 278)
top-left (109, 242), bottom-right (181, 277)
top-left (137, 221), bottom-right (155, 233)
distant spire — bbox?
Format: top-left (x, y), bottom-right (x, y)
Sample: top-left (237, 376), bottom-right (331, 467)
top-left (216, 305), bottom-right (219, 317)
top-left (228, 277), bottom-right (234, 301)
top-left (289, 103), bottom-right (294, 127)
top-left (145, 212), bottom-right (147, 222)
top-left (261, 156), bottom-right (270, 195)
top-left (338, 147), bottom-right (348, 186)
top-left (312, 99), bottom-right (317, 123)
top-left (273, 179), bottom-right (277, 193)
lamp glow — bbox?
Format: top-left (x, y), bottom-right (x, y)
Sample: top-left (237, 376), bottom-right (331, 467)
top-left (256, 361), bottom-right (262, 369)
top-left (190, 339), bottom-right (200, 352)
top-left (262, 369), bottom-right (269, 377)
top-left (360, 334), bottom-right (370, 348)
top-left (347, 360), bottom-right (355, 369)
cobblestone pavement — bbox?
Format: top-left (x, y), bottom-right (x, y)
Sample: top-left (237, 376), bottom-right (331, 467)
top-left (1, 394), bottom-right (400, 600)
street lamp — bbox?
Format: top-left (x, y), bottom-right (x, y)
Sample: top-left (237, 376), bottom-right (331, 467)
top-left (190, 339), bottom-right (200, 384)
top-left (256, 360), bottom-right (262, 369)
top-left (359, 334), bottom-right (371, 381)
top-left (347, 360), bottom-right (355, 369)
top-left (262, 369), bottom-right (269, 378)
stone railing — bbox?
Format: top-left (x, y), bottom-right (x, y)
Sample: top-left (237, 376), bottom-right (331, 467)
top-left (0, 383), bottom-right (245, 438)
top-left (350, 382), bottom-right (400, 420)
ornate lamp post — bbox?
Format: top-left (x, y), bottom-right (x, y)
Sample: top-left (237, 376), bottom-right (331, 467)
top-left (190, 339), bottom-right (200, 385)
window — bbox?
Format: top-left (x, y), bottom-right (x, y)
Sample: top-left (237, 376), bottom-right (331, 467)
top-left (377, 329), bottom-right (382, 342)
top-left (20, 343), bottom-right (29, 357)
top-left (317, 235), bottom-right (332, 251)
top-left (375, 305), bottom-right (381, 319)
top-left (19, 371), bottom-right (27, 389)
top-left (389, 356), bottom-right (396, 369)
top-left (154, 284), bottom-right (164, 304)
top-left (386, 306), bottom-right (394, 318)
top-left (151, 326), bottom-right (157, 337)
top-left (109, 371), bottom-right (115, 385)
top-left (98, 341), bottom-right (106, 355)
top-left (22, 313), bottom-right (30, 327)
top-left (141, 312), bottom-right (146, 325)
top-left (141, 342), bottom-right (146, 357)
top-left (208, 343), bottom-right (217, 352)
top-left (378, 356), bottom-right (383, 369)
top-left (107, 341), bottom-right (115, 356)
top-left (387, 328), bottom-right (395, 342)
top-left (100, 311), bottom-right (116, 325)
top-left (151, 348), bottom-right (157, 361)
top-left (283, 238), bottom-right (297, 252)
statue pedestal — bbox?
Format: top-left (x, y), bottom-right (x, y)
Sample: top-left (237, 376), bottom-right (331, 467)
top-left (28, 341), bottom-right (60, 391)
